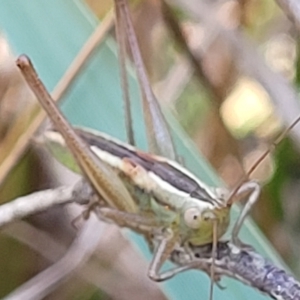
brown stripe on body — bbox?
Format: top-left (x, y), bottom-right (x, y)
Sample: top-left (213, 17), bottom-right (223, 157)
top-left (76, 129), bottom-right (216, 204)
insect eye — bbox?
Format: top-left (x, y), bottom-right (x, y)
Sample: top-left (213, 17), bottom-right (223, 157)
top-left (184, 208), bottom-right (202, 229)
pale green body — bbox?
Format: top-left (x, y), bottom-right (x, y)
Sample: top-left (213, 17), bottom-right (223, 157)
top-left (43, 128), bottom-right (230, 246)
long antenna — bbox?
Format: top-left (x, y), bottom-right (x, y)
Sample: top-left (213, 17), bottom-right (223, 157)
top-left (227, 115), bottom-right (300, 205)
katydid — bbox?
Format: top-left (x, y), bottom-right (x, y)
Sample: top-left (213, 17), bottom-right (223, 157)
top-left (17, 50), bottom-right (230, 267)
top-left (16, 54), bottom-right (258, 283)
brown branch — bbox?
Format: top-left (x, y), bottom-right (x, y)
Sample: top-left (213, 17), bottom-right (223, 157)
top-left (0, 181), bottom-right (92, 227)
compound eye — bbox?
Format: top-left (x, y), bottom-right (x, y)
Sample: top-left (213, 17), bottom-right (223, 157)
top-left (184, 208), bottom-right (202, 229)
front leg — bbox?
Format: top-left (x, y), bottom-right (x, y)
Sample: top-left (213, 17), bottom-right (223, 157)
top-left (96, 206), bottom-right (183, 281)
top-left (231, 181), bottom-right (261, 245)
top-left (148, 228), bottom-right (180, 281)
top-left (147, 241), bottom-right (221, 282)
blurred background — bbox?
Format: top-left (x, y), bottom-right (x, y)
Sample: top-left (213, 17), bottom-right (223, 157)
top-left (0, 0), bottom-right (299, 299)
